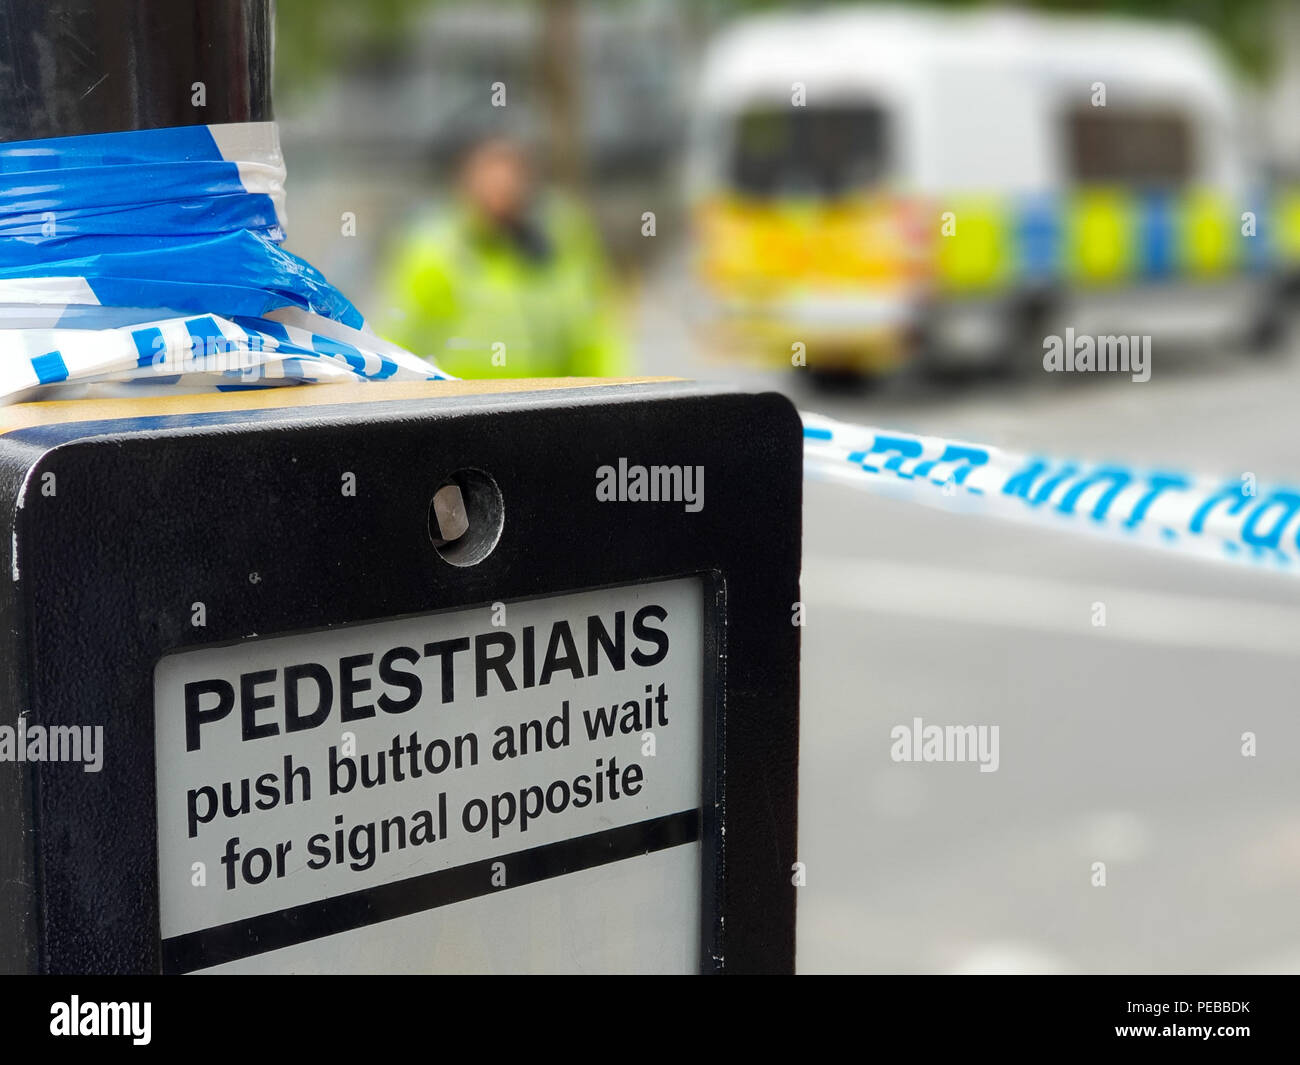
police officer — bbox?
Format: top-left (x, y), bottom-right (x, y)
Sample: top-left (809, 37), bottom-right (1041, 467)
top-left (379, 136), bottom-right (626, 379)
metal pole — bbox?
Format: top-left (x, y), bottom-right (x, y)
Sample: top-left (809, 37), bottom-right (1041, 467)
top-left (0, 0), bottom-right (272, 141)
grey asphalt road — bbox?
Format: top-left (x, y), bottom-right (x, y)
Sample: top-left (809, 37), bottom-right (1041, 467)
top-left (636, 275), bottom-right (1300, 973)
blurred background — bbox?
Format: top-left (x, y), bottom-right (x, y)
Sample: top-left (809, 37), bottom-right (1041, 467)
top-left (275, 0), bottom-right (1300, 973)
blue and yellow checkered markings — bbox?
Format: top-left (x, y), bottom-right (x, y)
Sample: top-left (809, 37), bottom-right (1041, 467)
top-left (933, 187), bottom-right (1265, 293)
top-left (1272, 189), bottom-right (1300, 266)
top-left (1179, 190), bottom-right (1239, 277)
top-left (1062, 189), bottom-right (1134, 284)
top-left (1136, 191), bottom-right (1176, 279)
top-left (1013, 194), bottom-right (1061, 282)
top-left (1240, 192), bottom-right (1274, 272)
top-left (718, 183), bottom-right (1295, 304)
top-left (936, 197), bottom-right (1012, 292)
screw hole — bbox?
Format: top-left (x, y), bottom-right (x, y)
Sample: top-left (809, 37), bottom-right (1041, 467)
top-left (429, 468), bottom-right (504, 567)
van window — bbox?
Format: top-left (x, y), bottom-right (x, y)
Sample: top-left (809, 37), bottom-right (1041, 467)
top-left (730, 105), bottom-right (889, 197)
top-left (1064, 107), bottom-right (1194, 188)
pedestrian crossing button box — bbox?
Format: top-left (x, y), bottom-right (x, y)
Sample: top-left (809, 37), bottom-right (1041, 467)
top-left (0, 378), bottom-right (802, 974)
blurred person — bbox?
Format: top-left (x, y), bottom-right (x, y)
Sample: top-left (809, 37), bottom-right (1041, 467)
top-left (379, 136), bottom-right (625, 379)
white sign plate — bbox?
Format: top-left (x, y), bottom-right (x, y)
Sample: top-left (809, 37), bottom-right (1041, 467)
top-left (153, 578), bottom-right (704, 973)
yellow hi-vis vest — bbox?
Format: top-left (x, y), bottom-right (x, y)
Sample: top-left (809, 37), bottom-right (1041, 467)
top-left (377, 196), bottom-right (626, 379)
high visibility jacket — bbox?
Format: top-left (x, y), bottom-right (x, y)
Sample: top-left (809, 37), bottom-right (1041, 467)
top-left (378, 195), bottom-right (626, 379)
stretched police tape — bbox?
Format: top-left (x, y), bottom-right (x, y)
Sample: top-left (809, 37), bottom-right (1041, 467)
top-left (4, 120), bottom-right (1296, 578)
top-left (803, 411), bottom-right (1296, 571)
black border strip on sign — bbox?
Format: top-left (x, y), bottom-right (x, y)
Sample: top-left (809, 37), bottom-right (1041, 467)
top-left (161, 808), bottom-right (702, 973)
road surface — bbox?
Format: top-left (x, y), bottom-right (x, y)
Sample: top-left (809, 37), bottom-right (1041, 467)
top-left (637, 271), bottom-right (1300, 973)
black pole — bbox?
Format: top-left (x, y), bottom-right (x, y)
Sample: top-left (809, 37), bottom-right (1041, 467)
top-left (0, 0), bottom-right (272, 141)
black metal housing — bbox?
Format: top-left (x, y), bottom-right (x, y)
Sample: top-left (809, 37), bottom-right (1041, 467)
top-left (0, 381), bottom-right (802, 974)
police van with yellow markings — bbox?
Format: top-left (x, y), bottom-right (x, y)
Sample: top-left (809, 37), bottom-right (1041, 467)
top-left (688, 7), bottom-right (1295, 381)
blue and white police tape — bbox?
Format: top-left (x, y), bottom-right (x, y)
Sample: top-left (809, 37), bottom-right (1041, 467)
top-left (803, 411), bottom-right (1300, 572)
top-left (0, 121), bottom-right (446, 400)
top-left (3, 120), bottom-right (1294, 577)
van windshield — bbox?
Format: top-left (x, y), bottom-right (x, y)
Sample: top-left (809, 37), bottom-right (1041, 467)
top-left (729, 104), bottom-right (889, 198)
